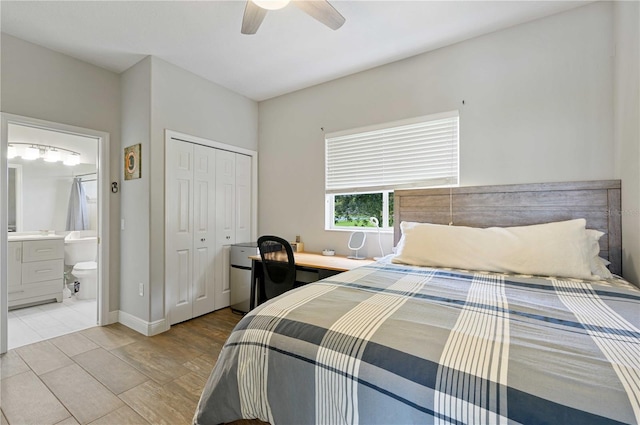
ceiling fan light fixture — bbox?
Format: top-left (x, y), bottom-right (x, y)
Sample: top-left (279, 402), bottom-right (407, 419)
top-left (252, 0), bottom-right (290, 11)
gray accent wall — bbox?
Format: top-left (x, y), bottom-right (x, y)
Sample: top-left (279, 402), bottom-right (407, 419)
top-left (119, 57), bottom-right (152, 321)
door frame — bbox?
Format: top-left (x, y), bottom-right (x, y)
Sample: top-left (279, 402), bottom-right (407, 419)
top-left (164, 129), bottom-right (257, 326)
top-left (1, 113), bottom-right (111, 353)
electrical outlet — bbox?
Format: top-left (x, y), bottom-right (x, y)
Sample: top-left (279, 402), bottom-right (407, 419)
top-left (139, 283), bottom-right (144, 296)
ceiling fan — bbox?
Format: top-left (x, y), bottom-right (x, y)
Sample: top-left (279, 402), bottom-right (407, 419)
top-left (241, 0), bottom-right (346, 35)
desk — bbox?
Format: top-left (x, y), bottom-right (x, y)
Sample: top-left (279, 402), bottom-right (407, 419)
top-left (249, 252), bottom-right (375, 310)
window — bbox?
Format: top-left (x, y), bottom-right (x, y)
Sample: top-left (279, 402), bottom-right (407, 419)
top-left (325, 111), bottom-right (459, 231)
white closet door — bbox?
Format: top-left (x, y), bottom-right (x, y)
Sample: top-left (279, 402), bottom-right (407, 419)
top-left (192, 144), bottom-right (216, 318)
top-left (166, 140), bottom-right (194, 325)
top-left (215, 150), bottom-right (235, 309)
top-left (166, 133), bottom-right (255, 320)
top-left (235, 153), bottom-right (252, 244)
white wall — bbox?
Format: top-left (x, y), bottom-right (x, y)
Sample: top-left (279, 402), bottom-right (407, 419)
top-left (1, 34), bottom-right (121, 311)
top-left (120, 56), bottom-right (258, 323)
top-left (614, 1), bottom-right (640, 285)
top-left (258, 2), bottom-right (616, 259)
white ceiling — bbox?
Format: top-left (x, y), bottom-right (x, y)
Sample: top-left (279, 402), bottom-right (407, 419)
top-left (1, 1), bottom-right (590, 102)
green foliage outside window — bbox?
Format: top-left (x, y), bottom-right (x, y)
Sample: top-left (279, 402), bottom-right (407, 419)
top-left (333, 192), bottom-right (394, 228)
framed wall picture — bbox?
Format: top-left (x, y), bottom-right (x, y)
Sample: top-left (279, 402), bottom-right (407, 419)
top-left (124, 144), bottom-right (141, 180)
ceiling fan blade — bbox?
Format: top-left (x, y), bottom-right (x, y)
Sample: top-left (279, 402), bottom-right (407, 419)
top-left (292, 1), bottom-right (345, 30)
top-left (241, 1), bottom-right (268, 35)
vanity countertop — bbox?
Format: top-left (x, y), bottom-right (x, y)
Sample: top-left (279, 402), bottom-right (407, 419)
top-left (8, 233), bottom-right (65, 242)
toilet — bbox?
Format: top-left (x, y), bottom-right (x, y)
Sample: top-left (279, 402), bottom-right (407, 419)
top-left (72, 261), bottom-right (97, 299)
top-left (64, 230), bottom-right (98, 300)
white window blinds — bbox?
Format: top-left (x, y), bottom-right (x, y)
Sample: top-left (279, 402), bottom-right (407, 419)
top-left (325, 111), bottom-right (459, 193)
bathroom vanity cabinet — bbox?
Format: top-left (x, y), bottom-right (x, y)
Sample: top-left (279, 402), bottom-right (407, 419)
top-left (7, 235), bottom-right (64, 309)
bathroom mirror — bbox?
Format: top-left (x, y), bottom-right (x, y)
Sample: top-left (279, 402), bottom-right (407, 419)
top-left (7, 164), bottom-right (21, 232)
top-left (347, 231), bottom-right (367, 260)
top-left (7, 159), bottom-right (97, 233)
top-left (7, 123), bottom-right (99, 233)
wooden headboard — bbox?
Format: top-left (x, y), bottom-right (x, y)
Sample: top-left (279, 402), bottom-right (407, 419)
top-left (393, 180), bottom-right (622, 276)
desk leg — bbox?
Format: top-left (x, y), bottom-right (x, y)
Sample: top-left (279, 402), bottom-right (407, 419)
top-left (250, 259), bottom-right (257, 311)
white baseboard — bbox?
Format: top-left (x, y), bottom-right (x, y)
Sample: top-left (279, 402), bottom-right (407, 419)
top-left (148, 317), bottom-right (170, 336)
top-left (118, 310), bottom-right (169, 336)
top-left (106, 310), bottom-right (119, 325)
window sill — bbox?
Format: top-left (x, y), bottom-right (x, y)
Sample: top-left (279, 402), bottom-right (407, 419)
top-left (325, 227), bottom-right (393, 234)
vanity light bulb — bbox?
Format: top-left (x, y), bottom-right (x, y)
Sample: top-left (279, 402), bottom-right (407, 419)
top-left (44, 148), bottom-right (61, 162)
top-left (23, 145), bottom-right (40, 160)
top-left (64, 152), bottom-right (81, 166)
top-left (7, 144), bottom-right (17, 159)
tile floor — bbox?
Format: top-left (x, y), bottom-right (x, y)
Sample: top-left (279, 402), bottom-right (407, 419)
top-left (8, 296), bottom-right (97, 350)
top-left (0, 308), bottom-right (244, 425)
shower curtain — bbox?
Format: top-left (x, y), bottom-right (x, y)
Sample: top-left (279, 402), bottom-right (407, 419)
top-left (66, 177), bottom-right (89, 231)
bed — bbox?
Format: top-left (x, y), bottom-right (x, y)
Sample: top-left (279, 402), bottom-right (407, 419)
top-left (194, 180), bottom-right (640, 425)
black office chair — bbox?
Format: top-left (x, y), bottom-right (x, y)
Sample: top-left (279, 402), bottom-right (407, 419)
top-left (257, 235), bottom-right (296, 306)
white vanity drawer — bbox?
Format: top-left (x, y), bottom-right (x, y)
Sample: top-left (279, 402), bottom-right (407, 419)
top-left (8, 279), bottom-right (62, 307)
top-left (22, 259), bottom-right (64, 284)
top-left (22, 239), bottom-right (64, 262)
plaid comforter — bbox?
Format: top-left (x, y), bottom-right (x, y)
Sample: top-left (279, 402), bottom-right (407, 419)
top-left (194, 258), bottom-right (640, 425)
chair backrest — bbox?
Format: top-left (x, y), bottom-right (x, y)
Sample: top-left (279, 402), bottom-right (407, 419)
top-left (257, 235), bottom-right (296, 302)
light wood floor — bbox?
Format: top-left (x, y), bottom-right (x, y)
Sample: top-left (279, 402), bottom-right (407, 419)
top-left (0, 308), bottom-right (242, 425)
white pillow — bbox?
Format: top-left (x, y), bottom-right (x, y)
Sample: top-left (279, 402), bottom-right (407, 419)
top-left (585, 229), bottom-right (613, 279)
top-left (585, 229), bottom-right (604, 258)
top-left (392, 219), bottom-right (594, 280)
top-left (591, 257), bottom-right (614, 279)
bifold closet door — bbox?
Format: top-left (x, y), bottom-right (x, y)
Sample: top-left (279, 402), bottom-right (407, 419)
top-left (191, 144), bottom-right (217, 318)
top-left (166, 140), bottom-right (216, 324)
top-left (213, 151), bottom-right (252, 310)
top-left (235, 154), bottom-right (252, 244)
top-left (214, 150), bottom-right (235, 310)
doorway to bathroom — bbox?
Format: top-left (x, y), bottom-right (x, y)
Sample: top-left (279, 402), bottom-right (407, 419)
top-left (1, 114), bottom-right (111, 353)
